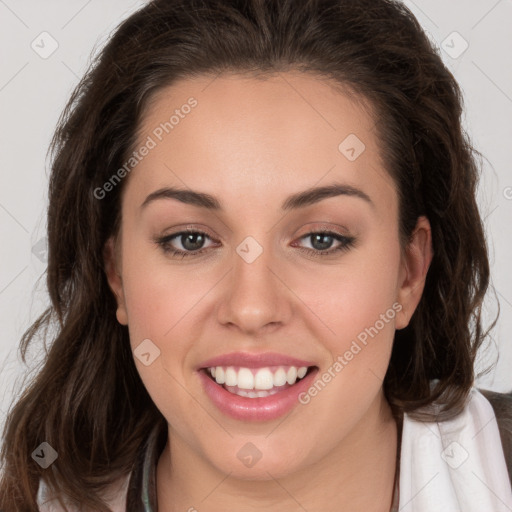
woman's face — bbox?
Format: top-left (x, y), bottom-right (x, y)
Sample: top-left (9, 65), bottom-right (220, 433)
top-left (105, 72), bottom-right (431, 479)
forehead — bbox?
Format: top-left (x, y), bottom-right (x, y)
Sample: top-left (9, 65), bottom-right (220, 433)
top-left (125, 72), bottom-right (396, 214)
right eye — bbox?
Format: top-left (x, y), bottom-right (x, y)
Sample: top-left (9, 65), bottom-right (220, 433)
top-left (155, 230), bottom-right (218, 258)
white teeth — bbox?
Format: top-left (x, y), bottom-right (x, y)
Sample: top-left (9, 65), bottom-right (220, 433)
top-left (209, 365), bottom-right (310, 390)
top-left (254, 368), bottom-right (274, 390)
top-left (225, 367), bottom-right (237, 387)
top-left (286, 366), bottom-right (297, 385)
top-left (297, 367), bottom-right (307, 379)
top-left (214, 367), bottom-right (225, 385)
top-left (273, 368), bottom-right (287, 387)
top-left (237, 368), bottom-right (255, 390)
top-left (225, 388), bottom-right (282, 398)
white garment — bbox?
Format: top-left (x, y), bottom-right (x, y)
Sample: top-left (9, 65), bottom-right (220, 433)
top-left (37, 387), bottom-right (512, 511)
top-left (399, 387), bottom-right (512, 511)
top-left (37, 472), bottom-right (129, 511)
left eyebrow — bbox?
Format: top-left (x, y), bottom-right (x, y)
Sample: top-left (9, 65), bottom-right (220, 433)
top-left (281, 183), bottom-right (373, 211)
top-left (140, 182), bottom-right (373, 211)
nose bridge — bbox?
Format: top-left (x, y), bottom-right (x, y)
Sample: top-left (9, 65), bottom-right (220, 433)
top-left (217, 234), bottom-right (289, 332)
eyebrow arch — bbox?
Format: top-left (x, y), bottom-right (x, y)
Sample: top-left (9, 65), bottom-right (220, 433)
top-left (141, 187), bottom-right (221, 210)
top-left (140, 183), bottom-right (373, 211)
top-left (281, 183), bottom-right (373, 211)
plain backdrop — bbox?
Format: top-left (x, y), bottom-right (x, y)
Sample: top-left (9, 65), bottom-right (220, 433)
top-left (0, 0), bottom-right (511, 428)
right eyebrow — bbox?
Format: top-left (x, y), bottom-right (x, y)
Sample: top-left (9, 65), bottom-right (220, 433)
top-left (280, 183), bottom-right (374, 211)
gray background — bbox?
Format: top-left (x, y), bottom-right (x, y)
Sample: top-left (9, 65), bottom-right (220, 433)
top-left (1, 0), bottom-right (511, 428)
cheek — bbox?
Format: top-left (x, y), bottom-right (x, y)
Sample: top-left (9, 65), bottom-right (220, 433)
top-left (119, 235), bottom-right (203, 345)
top-left (292, 235), bottom-right (401, 346)
top-left (287, 236), bottom-right (401, 421)
top-left (119, 242), bottom-right (210, 426)
top-left (291, 245), bottom-right (401, 434)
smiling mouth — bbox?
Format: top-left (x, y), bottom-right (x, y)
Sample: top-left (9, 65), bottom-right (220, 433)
top-left (201, 365), bottom-right (317, 398)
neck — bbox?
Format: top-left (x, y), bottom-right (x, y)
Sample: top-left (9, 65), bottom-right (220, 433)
top-left (157, 391), bottom-right (399, 512)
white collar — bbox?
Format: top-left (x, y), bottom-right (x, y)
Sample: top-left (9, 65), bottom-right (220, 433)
top-left (399, 387), bottom-right (512, 511)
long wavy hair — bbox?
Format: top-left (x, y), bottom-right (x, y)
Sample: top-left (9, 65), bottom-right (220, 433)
top-left (0, 0), bottom-right (496, 509)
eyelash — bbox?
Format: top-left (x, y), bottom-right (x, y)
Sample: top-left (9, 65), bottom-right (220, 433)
top-left (154, 228), bottom-right (356, 259)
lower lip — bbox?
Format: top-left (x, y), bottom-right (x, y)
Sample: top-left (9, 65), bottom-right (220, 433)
top-left (198, 368), bottom-right (319, 422)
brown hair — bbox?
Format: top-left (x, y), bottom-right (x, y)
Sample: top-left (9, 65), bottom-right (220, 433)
top-left (0, 0), bottom-right (496, 509)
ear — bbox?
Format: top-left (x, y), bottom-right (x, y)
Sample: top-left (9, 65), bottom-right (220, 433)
top-left (103, 236), bottom-right (128, 326)
top-left (395, 216), bottom-right (433, 330)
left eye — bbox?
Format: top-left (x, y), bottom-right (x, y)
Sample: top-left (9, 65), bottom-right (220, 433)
top-left (296, 232), bottom-right (346, 252)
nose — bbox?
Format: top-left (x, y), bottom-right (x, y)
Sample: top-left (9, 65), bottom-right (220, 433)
top-left (216, 240), bottom-right (292, 335)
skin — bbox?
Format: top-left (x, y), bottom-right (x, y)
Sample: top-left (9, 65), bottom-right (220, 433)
top-left (104, 72), bottom-right (433, 512)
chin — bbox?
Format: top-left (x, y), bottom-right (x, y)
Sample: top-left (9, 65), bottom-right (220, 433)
top-left (207, 443), bottom-right (309, 481)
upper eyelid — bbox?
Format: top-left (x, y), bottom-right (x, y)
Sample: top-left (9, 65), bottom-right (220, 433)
top-left (160, 228), bottom-right (351, 247)
top-left (162, 222), bottom-right (351, 238)
top-left (162, 227), bottom-right (348, 238)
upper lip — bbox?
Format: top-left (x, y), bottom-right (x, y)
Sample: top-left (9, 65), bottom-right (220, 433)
top-left (198, 352), bottom-right (317, 370)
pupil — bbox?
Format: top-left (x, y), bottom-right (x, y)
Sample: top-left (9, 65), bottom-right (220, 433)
top-left (312, 234), bottom-right (332, 251)
top-left (183, 233), bottom-right (204, 251)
